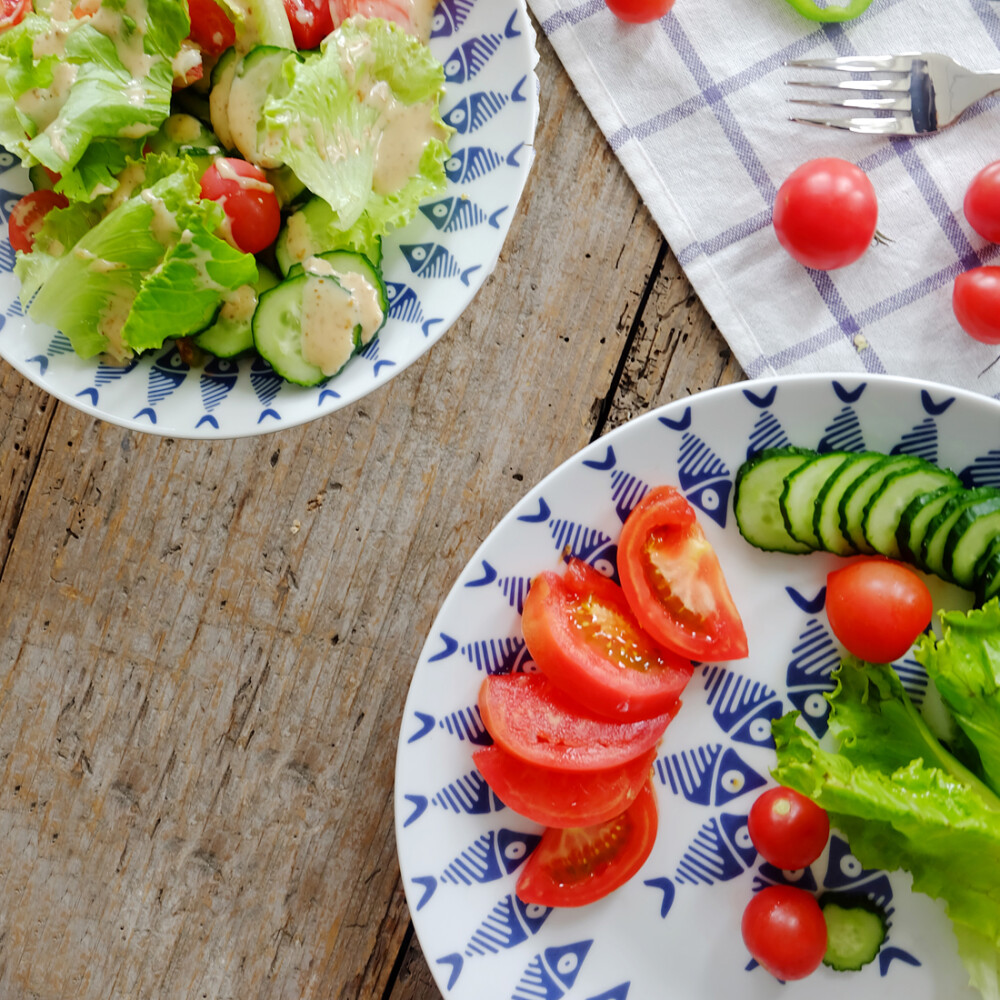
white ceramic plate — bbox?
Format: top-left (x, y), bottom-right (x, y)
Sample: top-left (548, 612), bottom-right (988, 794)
top-left (0, 0), bottom-right (538, 438)
top-left (395, 373), bottom-right (993, 1000)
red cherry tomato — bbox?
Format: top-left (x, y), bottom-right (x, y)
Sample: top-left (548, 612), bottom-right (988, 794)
top-left (604, 0), bottom-right (675, 22)
top-left (953, 266), bottom-right (1000, 345)
top-left (283, 0), bottom-right (334, 48)
top-left (772, 157), bottom-right (878, 270)
top-left (187, 0), bottom-right (237, 57)
top-left (617, 485), bottom-right (748, 662)
top-left (0, 0), bottom-right (28, 30)
top-left (748, 786), bottom-right (830, 870)
top-left (473, 744), bottom-right (656, 828)
top-left (199, 158), bottom-right (281, 255)
top-left (825, 558), bottom-right (932, 663)
top-left (478, 673), bottom-right (676, 772)
top-left (742, 885), bottom-right (827, 980)
top-left (8, 189), bottom-right (70, 254)
top-left (964, 161), bottom-right (1000, 243)
top-left (521, 558), bottom-right (694, 721)
top-left (515, 780), bottom-right (658, 907)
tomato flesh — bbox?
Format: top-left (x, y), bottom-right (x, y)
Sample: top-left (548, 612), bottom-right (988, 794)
top-left (521, 558), bottom-right (694, 720)
top-left (825, 558), bottom-right (932, 662)
top-left (742, 885), bottom-right (827, 980)
top-left (187, 0), bottom-right (237, 56)
top-left (748, 786), bottom-right (830, 870)
top-left (478, 673), bottom-right (675, 772)
top-left (964, 161), bottom-right (1000, 244)
top-left (200, 158), bottom-right (281, 255)
top-left (283, 0), bottom-right (334, 48)
top-left (8, 189), bottom-right (70, 254)
top-left (515, 780), bottom-right (658, 907)
top-left (617, 486), bottom-right (747, 662)
top-left (0, 0), bottom-right (28, 30)
top-left (604, 0), bottom-right (675, 21)
top-left (953, 266), bottom-right (1000, 345)
top-left (473, 744), bottom-right (656, 828)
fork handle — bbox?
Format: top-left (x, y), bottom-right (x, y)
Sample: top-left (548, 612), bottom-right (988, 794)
top-left (957, 70), bottom-right (1000, 110)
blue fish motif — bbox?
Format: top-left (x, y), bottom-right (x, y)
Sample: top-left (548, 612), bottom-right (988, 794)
top-left (890, 417), bottom-right (938, 463)
top-left (75, 357), bottom-right (140, 405)
top-left (437, 703), bottom-right (491, 744)
top-left (441, 829), bottom-right (541, 887)
top-left (784, 618), bottom-right (841, 737)
top-left (199, 357), bottom-right (239, 424)
top-left (430, 0), bottom-right (475, 37)
top-left (547, 517), bottom-right (619, 581)
top-left (465, 894), bottom-right (551, 956)
top-left (816, 405), bottom-right (865, 453)
top-left (960, 449), bottom-right (1000, 488)
top-left (431, 768), bottom-right (504, 816)
top-left (443, 32), bottom-right (503, 84)
top-left (587, 986), bottom-right (629, 1000)
top-left (674, 812), bottom-right (756, 885)
top-left (746, 409), bottom-right (791, 458)
top-left (419, 195), bottom-right (488, 233)
top-left (0, 188), bottom-right (23, 222)
top-left (655, 744), bottom-right (766, 807)
top-left (701, 665), bottom-right (783, 748)
top-left (442, 84), bottom-right (516, 135)
top-left (385, 281), bottom-right (424, 324)
top-left (136, 346), bottom-right (188, 420)
top-left (400, 241), bottom-right (461, 279)
top-left (0, 237), bottom-right (15, 274)
top-left (25, 330), bottom-right (74, 374)
top-left (753, 862), bottom-right (819, 893)
top-left (512, 940), bottom-right (593, 1000)
top-left (250, 355), bottom-right (284, 421)
top-left (461, 634), bottom-right (533, 676)
top-left (893, 653), bottom-right (929, 705)
top-left (609, 466), bottom-right (648, 524)
top-left (465, 561), bottom-right (533, 614)
top-left (675, 430), bottom-right (732, 528)
top-left (0, 148), bottom-right (19, 173)
top-left (444, 145), bottom-right (504, 184)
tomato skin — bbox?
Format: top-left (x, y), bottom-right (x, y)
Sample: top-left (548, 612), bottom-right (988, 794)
top-left (187, 0), bottom-right (237, 57)
top-left (748, 786), bottom-right (830, 870)
top-left (515, 780), bottom-right (658, 907)
top-left (604, 0), bottom-right (675, 22)
top-left (742, 885), bottom-right (827, 980)
top-left (200, 158), bottom-right (281, 255)
top-left (825, 558), bottom-right (932, 662)
top-left (283, 0), bottom-right (334, 48)
top-left (473, 744), bottom-right (656, 828)
top-left (772, 157), bottom-right (878, 270)
top-left (953, 267), bottom-right (1000, 345)
top-left (521, 559), bottom-right (694, 721)
top-left (964, 161), bottom-right (1000, 243)
top-left (478, 673), bottom-right (675, 772)
top-left (8, 189), bottom-right (70, 254)
top-left (0, 0), bottom-right (28, 30)
top-left (617, 485), bottom-right (747, 662)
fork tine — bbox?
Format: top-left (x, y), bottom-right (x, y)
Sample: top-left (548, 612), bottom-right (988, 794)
top-left (790, 115), bottom-right (910, 135)
top-left (786, 55), bottom-right (916, 73)
top-left (789, 95), bottom-right (912, 111)
top-left (787, 77), bottom-right (912, 93)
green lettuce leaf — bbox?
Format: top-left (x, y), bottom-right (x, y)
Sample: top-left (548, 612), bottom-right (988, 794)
top-left (261, 17), bottom-right (452, 232)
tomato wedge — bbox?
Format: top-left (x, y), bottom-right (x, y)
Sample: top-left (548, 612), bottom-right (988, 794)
top-left (515, 780), bottom-right (658, 907)
top-left (618, 485), bottom-right (748, 662)
top-left (521, 558), bottom-right (694, 720)
top-left (478, 673), bottom-right (675, 772)
top-left (473, 744), bottom-right (656, 829)
top-left (8, 189), bottom-right (69, 254)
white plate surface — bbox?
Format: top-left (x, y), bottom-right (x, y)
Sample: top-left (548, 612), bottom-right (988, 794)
top-left (0, 0), bottom-right (538, 438)
top-left (395, 373), bottom-right (991, 1000)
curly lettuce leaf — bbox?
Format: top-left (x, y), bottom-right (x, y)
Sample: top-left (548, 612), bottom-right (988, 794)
top-left (261, 17), bottom-right (452, 232)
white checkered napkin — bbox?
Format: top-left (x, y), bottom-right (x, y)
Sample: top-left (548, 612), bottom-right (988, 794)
top-left (526, 0), bottom-right (1000, 396)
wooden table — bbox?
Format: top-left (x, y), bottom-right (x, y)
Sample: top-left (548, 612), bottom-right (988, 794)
top-left (0, 15), bottom-right (743, 1000)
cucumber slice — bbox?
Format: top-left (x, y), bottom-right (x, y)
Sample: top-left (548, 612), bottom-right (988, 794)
top-left (896, 485), bottom-right (962, 566)
top-left (195, 264), bottom-right (280, 358)
top-left (821, 898), bottom-right (887, 972)
top-left (838, 455), bottom-right (923, 554)
top-left (813, 452), bottom-right (883, 556)
top-left (974, 538), bottom-right (1000, 607)
top-left (733, 447), bottom-right (817, 554)
top-left (780, 451), bottom-right (852, 550)
top-left (921, 487), bottom-right (1000, 581)
top-left (862, 461), bottom-right (962, 559)
top-left (944, 492), bottom-right (1000, 587)
top-left (209, 47), bottom-right (239, 151)
top-left (227, 45), bottom-right (295, 168)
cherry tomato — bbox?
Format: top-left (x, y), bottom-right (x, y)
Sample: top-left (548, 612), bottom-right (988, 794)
top-left (8, 189), bottom-right (70, 254)
top-left (964, 161), bottom-right (1000, 243)
top-left (748, 786), bottom-right (830, 870)
top-left (0, 0), bottom-right (29, 31)
top-left (825, 558), bottom-right (932, 662)
top-left (515, 780), bottom-right (658, 907)
top-left (187, 0), bottom-right (237, 57)
top-left (200, 158), bottom-right (281, 255)
top-left (742, 885), bottom-right (827, 980)
top-left (478, 673), bottom-right (676, 772)
top-left (772, 157), bottom-right (878, 270)
top-left (283, 0), bottom-right (334, 49)
top-left (604, 0), bottom-right (675, 22)
top-left (473, 744), bottom-right (656, 828)
top-left (953, 266), bottom-right (1000, 345)
top-left (617, 486), bottom-right (747, 662)
top-left (521, 558), bottom-right (694, 721)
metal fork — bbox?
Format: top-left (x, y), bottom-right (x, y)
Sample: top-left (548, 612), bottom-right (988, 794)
top-left (786, 52), bottom-right (1000, 135)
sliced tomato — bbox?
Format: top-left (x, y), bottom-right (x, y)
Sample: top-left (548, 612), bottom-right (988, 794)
top-left (473, 744), bottom-right (656, 829)
top-left (283, 0), bottom-right (334, 49)
top-left (478, 673), bottom-right (675, 772)
top-left (187, 0), bottom-right (237, 57)
top-left (200, 157), bottom-right (281, 254)
top-left (521, 558), bottom-right (694, 720)
top-left (618, 485), bottom-right (748, 662)
top-left (0, 0), bottom-right (29, 30)
top-left (515, 780), bottom-right (658, 907)
top-left (8, 189), bottom-right (70, 254)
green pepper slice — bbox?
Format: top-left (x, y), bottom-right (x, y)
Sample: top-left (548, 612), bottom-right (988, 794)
top-left (783, 0), bottom-right (873, 21)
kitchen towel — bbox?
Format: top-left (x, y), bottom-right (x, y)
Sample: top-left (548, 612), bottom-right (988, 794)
top-left (525, 0), bottom-right (1000, 396)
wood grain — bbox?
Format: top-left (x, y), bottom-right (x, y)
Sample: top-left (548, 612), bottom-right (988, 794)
top-left (0, 12), bottom-right (742, 1000)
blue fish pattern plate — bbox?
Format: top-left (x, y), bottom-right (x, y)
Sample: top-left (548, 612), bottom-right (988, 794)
top-left (395, 373), bottom-right (989, 1000)
top-left (0, 0), bottom-right (538, 438)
